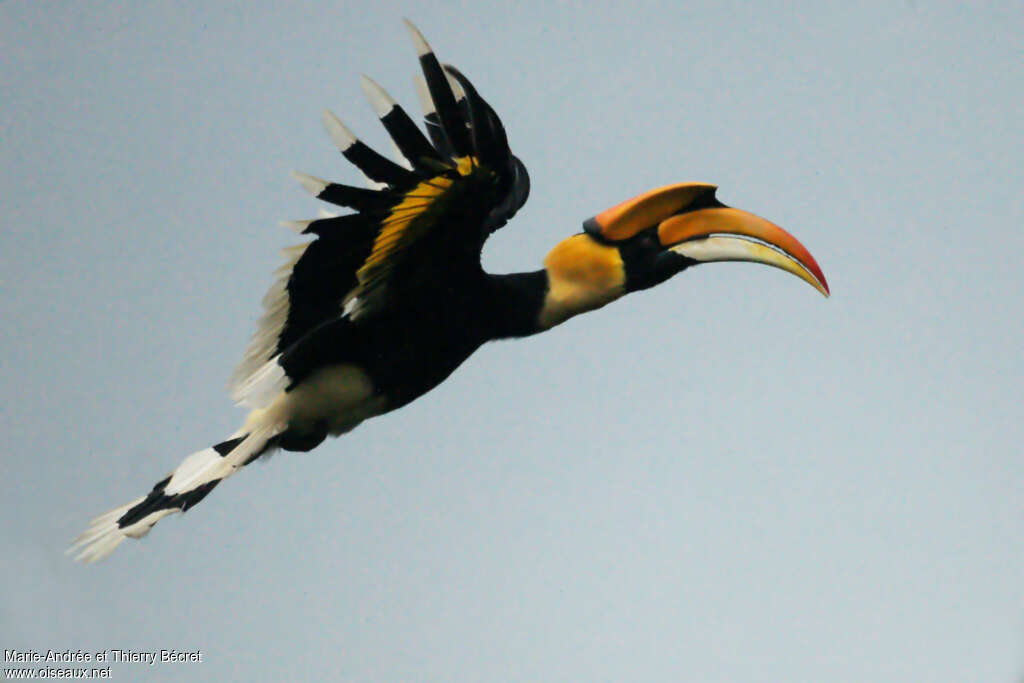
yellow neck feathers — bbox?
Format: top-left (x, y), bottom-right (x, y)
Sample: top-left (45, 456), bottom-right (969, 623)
top-left (539, 234), bottom-right (626, 329)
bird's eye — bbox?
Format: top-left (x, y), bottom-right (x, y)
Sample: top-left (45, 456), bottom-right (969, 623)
top-left (638, 232), bottom-right (659, 251)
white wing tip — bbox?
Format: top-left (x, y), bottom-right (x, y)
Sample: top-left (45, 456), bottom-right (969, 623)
top-left (320, 109), bottom-right (356, 151)
top-left (445, 72), bottom-right (465, 102)
top-left (280, 219), bottom-right (313, 234)
top-left (413, 75), bottom-right (435, 116)
top-left (290, 170), bottom-right (329, 196)
top-left (402, 19), bottom-right (432, 57)
top-left (359, 75), bottom-right (396, 117)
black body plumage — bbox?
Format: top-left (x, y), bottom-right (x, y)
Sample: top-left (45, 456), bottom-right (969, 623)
top-left (70, 21), bottom-right (542, 563)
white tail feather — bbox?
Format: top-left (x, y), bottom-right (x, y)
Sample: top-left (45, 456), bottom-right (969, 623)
top-left (70, 421), bottom-right (283, 564)
top-left (231, 356), bottom-right (288, 408)
top-left (68, 497), bottom-right (145, 563)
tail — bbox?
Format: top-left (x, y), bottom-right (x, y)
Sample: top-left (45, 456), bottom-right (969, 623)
top-left (69, 424), bottom-right (280, 563)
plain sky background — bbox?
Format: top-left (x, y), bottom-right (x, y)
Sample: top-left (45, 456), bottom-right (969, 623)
top-left (2, 1), bottom-right (1022, 680)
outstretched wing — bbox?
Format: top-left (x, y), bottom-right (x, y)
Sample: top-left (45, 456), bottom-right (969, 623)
top-left (230, 21), bottom-right (529, 400)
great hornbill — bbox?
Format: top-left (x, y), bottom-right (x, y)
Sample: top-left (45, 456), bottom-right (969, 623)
top-left (72, 21), bottom-right (828, 562)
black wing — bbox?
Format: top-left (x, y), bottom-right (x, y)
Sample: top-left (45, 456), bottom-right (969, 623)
top-left (231, 21), bottom-right (529, 400)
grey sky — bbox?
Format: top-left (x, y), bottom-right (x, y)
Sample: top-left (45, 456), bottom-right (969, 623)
top-left (2, 1), bottom-right (1021, 680)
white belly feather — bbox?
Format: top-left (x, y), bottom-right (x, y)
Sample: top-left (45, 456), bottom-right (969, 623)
top-left (241, 363), bottom-right (386, 437)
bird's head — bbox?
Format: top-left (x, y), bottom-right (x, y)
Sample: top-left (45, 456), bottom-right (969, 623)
top-left (538, 183), bottom-right (829, 329)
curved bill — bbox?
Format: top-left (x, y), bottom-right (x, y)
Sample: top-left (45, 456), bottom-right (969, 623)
top-left (659, 207), bottom-right (830, 297)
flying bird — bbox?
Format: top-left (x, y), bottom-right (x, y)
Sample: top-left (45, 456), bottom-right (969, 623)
top-left (71, 21), bottom-right (829, 563)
